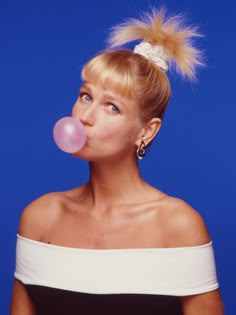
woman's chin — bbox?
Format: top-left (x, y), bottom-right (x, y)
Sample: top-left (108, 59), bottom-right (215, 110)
top-left (71, 149), bottom-right (88, 160)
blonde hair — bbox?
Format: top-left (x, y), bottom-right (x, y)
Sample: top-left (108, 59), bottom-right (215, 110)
top-left (82, 8), bottom-right (204, 121)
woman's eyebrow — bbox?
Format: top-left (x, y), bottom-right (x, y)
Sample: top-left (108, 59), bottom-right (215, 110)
top-left (79, 82), bottom-right (92, 93)
top-left (103, 91), bottom-right (126, 107)
top-left (104, 93), bottom-right (117, 101)
top-left (79, 83), bottom-right (127, 108)
top-left (106, 95), bottom-right (126, 110)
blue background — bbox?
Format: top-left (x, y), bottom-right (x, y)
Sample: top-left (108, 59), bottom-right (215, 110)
top-left (1, 0), bottom-right (235, 314)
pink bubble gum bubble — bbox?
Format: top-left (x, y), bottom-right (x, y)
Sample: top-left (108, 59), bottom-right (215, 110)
top-left (53, 117), bottom-right (86, 153)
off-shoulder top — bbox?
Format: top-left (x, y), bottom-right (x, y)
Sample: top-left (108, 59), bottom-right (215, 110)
top-left (14, 234), bottom-right (219, 315)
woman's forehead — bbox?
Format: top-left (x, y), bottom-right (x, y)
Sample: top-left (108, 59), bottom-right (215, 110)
top-left (82, 64), bottom-right (134, 99)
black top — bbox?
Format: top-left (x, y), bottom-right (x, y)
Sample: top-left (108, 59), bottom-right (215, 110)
top-left (25, 285), bottom-right (182, 315)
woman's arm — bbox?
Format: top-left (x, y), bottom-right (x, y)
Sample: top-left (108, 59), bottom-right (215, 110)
top-left (10, 192), bottom-right (62, 315)
top-left (10, 279), bottom-right (36, 315)
top-left (163, 197), bottom-right (225, 314)
top-left (181, 289), bottom-right (224, 315)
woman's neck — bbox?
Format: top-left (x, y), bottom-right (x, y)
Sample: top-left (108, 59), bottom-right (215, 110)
top-left (85, 156), bottom-right (147, 212)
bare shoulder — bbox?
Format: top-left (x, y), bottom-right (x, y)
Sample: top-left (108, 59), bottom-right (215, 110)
top-left (159, 196), bottom-right (211, 247)
top-left (18, 191), bottom-right (70, 241)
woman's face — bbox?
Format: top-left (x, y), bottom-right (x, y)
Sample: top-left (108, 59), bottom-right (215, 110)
top-left (71, 80), bottom-right (144, 161)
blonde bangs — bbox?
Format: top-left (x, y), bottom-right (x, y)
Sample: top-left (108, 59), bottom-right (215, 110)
top-left (82, 52), bottom-right (134, 98)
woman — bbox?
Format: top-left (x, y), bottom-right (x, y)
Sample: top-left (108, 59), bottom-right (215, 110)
top-left (10, 7), bottom-right (224, 315)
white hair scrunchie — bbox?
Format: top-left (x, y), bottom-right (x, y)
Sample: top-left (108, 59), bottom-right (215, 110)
top-left (133, 42), bottom-right (168, 71)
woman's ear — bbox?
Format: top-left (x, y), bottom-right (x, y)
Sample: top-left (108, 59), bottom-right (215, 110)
top-left (136, 118), bottom-right (162, 146)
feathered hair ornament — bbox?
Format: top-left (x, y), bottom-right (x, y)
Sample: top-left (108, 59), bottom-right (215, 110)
top-left (107, 8), bottom-right (204, 80)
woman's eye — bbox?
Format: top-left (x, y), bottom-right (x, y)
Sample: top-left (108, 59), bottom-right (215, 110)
top-left (80, 92), bottom-right (91, 102)
top-left (107, 104), bottom-right (120, 113)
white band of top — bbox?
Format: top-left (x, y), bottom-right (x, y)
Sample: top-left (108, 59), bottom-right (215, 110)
top-left (15, 234), bottom-right (219, 296)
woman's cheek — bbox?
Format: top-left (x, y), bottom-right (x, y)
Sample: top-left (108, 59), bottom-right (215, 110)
top-left (71, 105), bottom-right (77, 117)
top-left (99, 121), bottom-right (125, 139)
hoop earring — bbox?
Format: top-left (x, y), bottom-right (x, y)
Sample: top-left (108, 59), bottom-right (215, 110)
top-left (137, 140), bottom-right (146, 160)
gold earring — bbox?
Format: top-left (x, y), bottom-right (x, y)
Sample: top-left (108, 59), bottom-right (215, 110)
top-left (137, 140), bottom-right (146, 160)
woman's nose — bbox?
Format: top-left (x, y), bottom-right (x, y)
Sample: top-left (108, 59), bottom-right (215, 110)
top-left (78, 107), bottom-right (95, 126)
